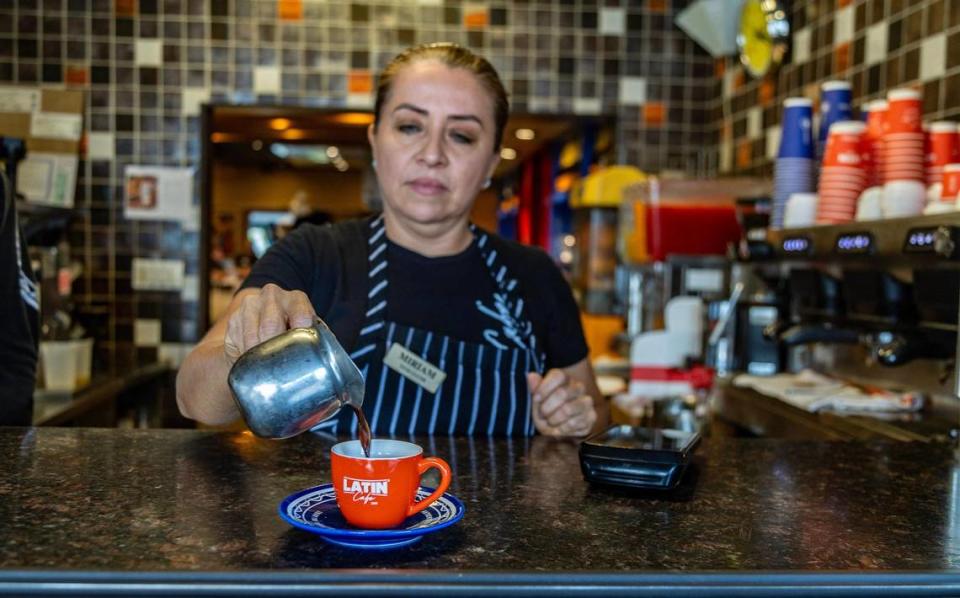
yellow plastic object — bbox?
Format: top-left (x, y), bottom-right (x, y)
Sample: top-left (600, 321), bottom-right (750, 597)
top-left (571, 165), bottom-right (647, 209)
top-left (559, 140), bottom-right (582, 169)
top-left (625, 200), bottom-right (649, 263)
top-left (580, 312), bottom-right (625, 360)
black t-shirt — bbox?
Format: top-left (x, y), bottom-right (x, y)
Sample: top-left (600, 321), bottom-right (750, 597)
top-left (241, 218), bottom-right (588, 370)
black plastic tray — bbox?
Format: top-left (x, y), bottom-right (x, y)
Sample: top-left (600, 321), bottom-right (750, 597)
top-left (579, 425), bottom-right (701, 490)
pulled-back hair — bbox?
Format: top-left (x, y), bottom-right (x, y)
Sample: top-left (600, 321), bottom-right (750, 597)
top-left (373, 43), bottom-right (509, 152)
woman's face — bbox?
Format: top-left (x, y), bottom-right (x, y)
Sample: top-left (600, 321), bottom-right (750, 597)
top-left (368, 60), bottom-right (500, 230)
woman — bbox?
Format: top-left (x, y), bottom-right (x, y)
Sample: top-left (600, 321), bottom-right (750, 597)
top-left (177, 43), bottom-right (607, 438)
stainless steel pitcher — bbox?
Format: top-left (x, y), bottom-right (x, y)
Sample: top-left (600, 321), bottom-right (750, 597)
top-left (227, 319), bottom-right (364, 439)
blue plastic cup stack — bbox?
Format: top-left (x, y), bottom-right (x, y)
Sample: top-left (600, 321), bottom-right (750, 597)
top-left (772, 97), bottom-right (816, 228)
top-left (817, 81), bottom-right (853, 161)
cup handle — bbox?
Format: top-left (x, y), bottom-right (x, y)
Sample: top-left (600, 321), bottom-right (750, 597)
top-left (406, 456), bottom-right (452, 518)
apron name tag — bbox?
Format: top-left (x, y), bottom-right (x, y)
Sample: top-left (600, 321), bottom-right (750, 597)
top-left (383, 343), bottom-right (447, 394)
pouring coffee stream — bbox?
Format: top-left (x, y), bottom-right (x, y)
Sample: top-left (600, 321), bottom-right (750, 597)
top-left (352, 403), bottom-right (373, 458)
top-left (227, 318), bottom-right (369, 451)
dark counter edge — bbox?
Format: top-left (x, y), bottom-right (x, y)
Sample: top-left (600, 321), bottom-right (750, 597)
top-left (3, 570), bottom-right (960, 596)
top-left (33, 363), bottom-right (172, 426)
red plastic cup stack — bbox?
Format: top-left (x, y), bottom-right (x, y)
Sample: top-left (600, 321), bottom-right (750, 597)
top-left (863, 100), bottom-right (887, 188)
top-left (942, 164), bottom-right (960, 204)
top-left (882, 88), bottom-right (927, 217)
top-left (956, 124), bottom-right (960, 159)
top-left (816, 120), bottom-right (867, 224)
top-left (926, 122), bottom-right (960, 186)
top-left (884, 88), bottom-right (924, 183)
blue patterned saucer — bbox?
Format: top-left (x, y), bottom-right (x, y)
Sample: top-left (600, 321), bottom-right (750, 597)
top-left (278, 483), bottom-right (465, 550)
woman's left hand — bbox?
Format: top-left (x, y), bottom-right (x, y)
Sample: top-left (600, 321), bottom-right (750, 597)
top-left (526, 370), bottom-right (598, 437)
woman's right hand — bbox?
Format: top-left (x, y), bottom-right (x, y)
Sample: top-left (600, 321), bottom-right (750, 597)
top-left (223, 283), bottom-right (317, 363)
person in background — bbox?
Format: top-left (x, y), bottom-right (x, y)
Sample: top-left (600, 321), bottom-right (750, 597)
top-left (0, 168), bottom-right (39, 426)
top-left (288, 189), bottom-right (333, 230)
top-left (177, 43), bottom-right (608, 438)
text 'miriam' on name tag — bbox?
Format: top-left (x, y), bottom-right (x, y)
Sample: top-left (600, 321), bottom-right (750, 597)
top-left (383, 342), bottom-right (446, 394)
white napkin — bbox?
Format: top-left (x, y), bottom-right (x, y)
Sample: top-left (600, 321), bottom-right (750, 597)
top-left (733, 370), bottom-right (923, 413)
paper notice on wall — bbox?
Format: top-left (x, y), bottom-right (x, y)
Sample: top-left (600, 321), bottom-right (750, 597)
top-left (132, 257), bottom-right (185, 291)
top-left (0, 87), bottom-right (40, 113)
top-left (30, 111), bottom-right (83, 141)
top-left (17, 153), bottom-right (78, 207)
top-left (124, 165), bottom-right (193, 222)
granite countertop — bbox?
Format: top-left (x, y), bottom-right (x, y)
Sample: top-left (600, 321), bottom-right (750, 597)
top-left (2, 427), bottom-right (960, 595)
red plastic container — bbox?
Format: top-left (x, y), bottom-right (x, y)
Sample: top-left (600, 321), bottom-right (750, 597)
top-left (644, 203), bottom-right (742, 261)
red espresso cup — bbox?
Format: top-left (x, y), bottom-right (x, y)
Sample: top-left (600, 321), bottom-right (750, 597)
top-left (331, 439), bottom-right (452, 529)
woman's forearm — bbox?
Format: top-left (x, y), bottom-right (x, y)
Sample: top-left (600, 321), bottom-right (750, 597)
top-left (175, 341), bottom-right (241, 425)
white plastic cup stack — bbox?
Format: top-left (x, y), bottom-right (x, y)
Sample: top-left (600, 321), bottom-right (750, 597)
top-left (664, 296), bottom-right (704, 361)
top-left (855, 187), bottom-right (884, 221)
top-left (784, 192), bottom-right (819, 227)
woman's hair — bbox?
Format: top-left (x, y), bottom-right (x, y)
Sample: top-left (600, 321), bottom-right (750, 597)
top-left (373, 43), bottom-right (509, 152)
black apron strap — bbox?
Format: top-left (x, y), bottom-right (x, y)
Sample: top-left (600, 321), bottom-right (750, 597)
top-left (324, 217), bottom-right (371, 353)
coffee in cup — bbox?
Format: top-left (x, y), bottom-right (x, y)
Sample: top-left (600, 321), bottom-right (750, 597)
top-left (331, 439), bottom-right (452, 529)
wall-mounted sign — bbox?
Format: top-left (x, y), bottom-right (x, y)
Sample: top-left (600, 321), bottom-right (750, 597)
top-left (124, 165), bottom-right (193, 223)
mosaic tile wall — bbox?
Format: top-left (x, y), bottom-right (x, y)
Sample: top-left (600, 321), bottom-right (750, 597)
top-left (0, 0), bottom-right (716, 372)
top-left (718, 0), bottom-right (960, 175)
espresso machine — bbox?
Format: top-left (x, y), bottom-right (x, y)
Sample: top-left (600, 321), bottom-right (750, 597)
top-left (724, 212), bottom-right (960, 440)
top-left (615, 256), bottom-right (732, 355)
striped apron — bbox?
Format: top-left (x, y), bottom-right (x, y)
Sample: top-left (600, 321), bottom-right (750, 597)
top-left (314, 215), bottom-right (546, 438)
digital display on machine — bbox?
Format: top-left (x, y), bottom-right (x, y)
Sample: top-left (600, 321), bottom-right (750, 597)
top-left (904, 228), bottom-right (937, 253)
top-left (835, 232), bottom-right (874, 254)
top-left (782, 236), bottom-right (812, 255)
